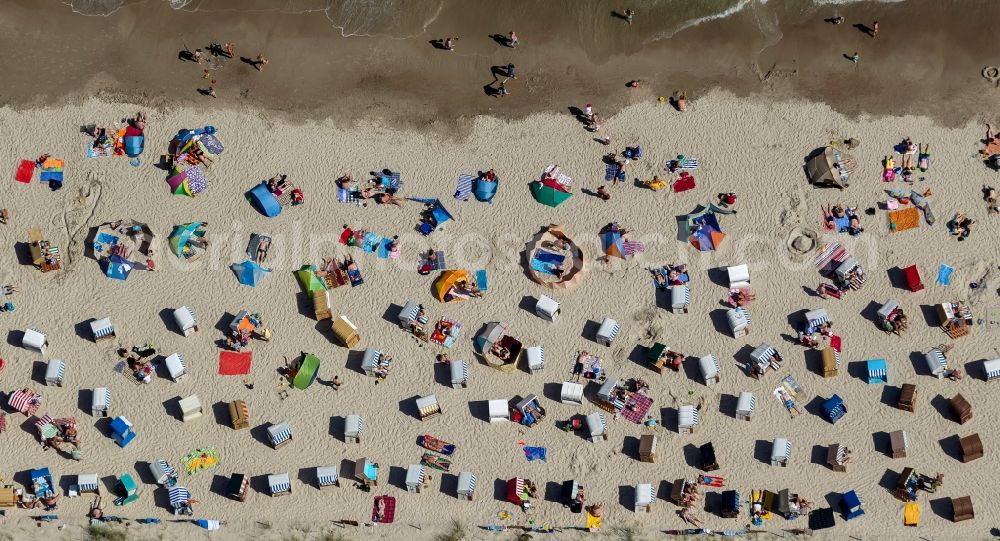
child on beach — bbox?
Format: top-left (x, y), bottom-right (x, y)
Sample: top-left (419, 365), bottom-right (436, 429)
top-left (623, 9), bottom-right (635, 25)
top-left (508, 31), bottom-right (519, 47)
top-left (596, 186), bottom-right (610, 200)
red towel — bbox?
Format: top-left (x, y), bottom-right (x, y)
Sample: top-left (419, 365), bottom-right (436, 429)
top-left (15, 160), bottom-right (34, 183)
top-left (218, 350), bottom-right (252, 375)
top-left (672, 175), bottom-right (696, 193)
top-left (339, 228), bottom-right (353, 245)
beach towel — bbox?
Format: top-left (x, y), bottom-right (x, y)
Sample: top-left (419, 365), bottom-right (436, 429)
top-left (87, 141), bottom-right (114, 159)
top-left (534, 250), bottom-right (565, 265)
top-left (833, 216), bottom-right (850, 232)
top-left (814, 242), bottom-right (847, 270)
top-left (377, 239), bottom-right (391, 259)
top-left (199, 134), bottom-right (224, 155)
top-left (218, 350), bottom-right (252, 375)
top-left (430, 318), bottom-right (461, 348)
top-left (604, 163), bottom-right (621, 182)
top-left (623, 240), bottom-right (645, 257)
top-left (937, 264), bottom-right (953, 286)
top-left (523, 446), bottom-right (547, 461)
top-left (182, 447), bottom-right (220, 474)
top-left (362, 232), bottom-right (382, 253)
top-left (620, 394), bottom-right (653, 423)
top-left (337, 188), bottom-right (359, 204)
top-left (475, 269), bottom-right (488, 291)
top-left (672, 175), bottom-right (696, 193)
top-left (682, 158), bottom-right (698, 169)
top-left (888, 207), bottom-right (920, 232)
top-left (15, 160), bottom-right (34, 183)
top-left (454, 174), bottom-right (475, 201)
top-left (530, 258), bottom-right (556, 275)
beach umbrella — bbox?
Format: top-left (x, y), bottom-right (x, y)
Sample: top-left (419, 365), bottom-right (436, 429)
top-left (169, 222), bottom-right (206, 258)
top-left (600, 231), bottom-right (625, 259)
top-left (105, 254), bottom-right (134, 281)
top-left (296, 265), bottom-right (327, 294)
top-left (530, 183), bottom-right (572, 208)
top-left (433, 270), bottom-right (469, 302)
top-left (231, 260), bottom-right (270, 287)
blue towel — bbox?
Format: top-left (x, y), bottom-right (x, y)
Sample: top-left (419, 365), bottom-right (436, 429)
top-left (475, 269), bottom-right (488, 291)
top-left (362, 232), bottom-right (381, 253)
top-left (534, 250), bottom-right (565, 265)
top-left (524, 446), bottom-right (547, 461)
top-left (833, 216), bottom-right (850, 232)
top-left (530, 259), bottom-right (555, 276)
top-left (454, 174), bottom-right (475, 201)
top-left (937, 264), bottom-right (953, 286)
top-left (377, 239), bottom-right (391, 259)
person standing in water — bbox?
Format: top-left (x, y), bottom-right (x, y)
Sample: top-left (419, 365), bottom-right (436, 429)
top-left (624, 9), bottom-right (635, 25)
top-left (508, 31), bottom-right (519, 47)
top-left (872, 21), bottom-right (879, 38)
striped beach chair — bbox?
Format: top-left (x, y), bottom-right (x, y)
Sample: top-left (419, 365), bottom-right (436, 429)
top-left (168, 486), bottom-right (192, 515)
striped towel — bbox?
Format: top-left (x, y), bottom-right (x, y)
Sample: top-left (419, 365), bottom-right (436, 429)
top-left (454, 174), bottom-right (475, 201)
top-left (555, 173), bottom-right (573, 187)
top-left (623, 241), bottom-right (646, 256)
top-left (682, 158), bottom-right (698, 169)
top-left (337, 188), bottom-right (359, 204)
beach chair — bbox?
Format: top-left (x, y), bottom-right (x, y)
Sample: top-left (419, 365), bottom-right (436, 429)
top-left (226, 473), bottom-right (249, 501)
top-left (803, 308), bottom-right (830, 334)
top-left (866, 359), bottom-right (888, 384)
top-left (535, 295), bottom-right (560, 322)
top-left (267, 422), bottom-right (293, 449)
top-left (749, 343), bottom-right (779, 378)
top-left (700, 442), bottom-right (720, 471)
top-left (526, 346), bottom-right (544, 374)
top-left (76, 473), bottom-right (100, 495)
top-left (897, 384), bottom-right (917, 412)
top-left (91, 387), bottom-right (112, 417)
top-left (560, 382), bottom-right (584, 405)
top-left (820, 347), bottom-right (840, 378)
top-left (952, 496), bottom-right (974, 522)
top-left (889, 430), bottom-right (909, 458)
top-left (950, 394), bottom-right (973, 424)
top-left (164, 353), bottom-right (187, 382)
top-left (924, 348), bottom-right (948, 378)
top-left (638, 434), bottom-right (657, 463)
top-left (771, 438), bottom-right (791, 466)
top-left (331, 315), bottom-right (360, 348)
top-left (44, 359), bottom-right (65, 387)
top-left (109, 416), bottom-right (136, 448)
top-left (172, 306), bottom-right (198, 336)
top-left (513, 394), bottom-right (545, 427)
top-left (405, 464), bottom-right (427, 493)
top-left (8, 388), bottom-right (41, 416)
top-left (822, 394), bottom-right (847, 424)
top-left (397, 300), bottom-right (422, 327)
top-left (89, 317), bottom-right (115, 342)
top-left (168, 486), bottom-right (193, 514)
top-left (113, 474), bottom-right (139, 506)
top-left (726, 307), bottom-right (750, 337)
top-left (268, 473), bottom-right (291, 497)
top-left (449, 360), bottom-right (469, 388)
top-left (361, 348), bottom-right (386, 377)
top-left (984, 358), bottom-right (1000, 381)
top-left (355, 458), bottom-right (378, 486)
top-left (584, 412), bottom-right (608, 442)
top-left (735, 391), bottom-right (757, 421)
top-left (727, 264), bottom-right (750, 289)
top-left (960, 434), bottom-right (983, 462)
top-left (669, 285), bottom-right (690, 314)
top-left (595, 317), bottom-right (620, 346)
top-left (678, 404), bottom-right (699, 434)
top-left (345, 413), bottom-right (364, 443)
top-left (149, 460), bottom-right (179, 487)
top-left (21, 328), bottom-right (48, 354)
top-left (827, 443), bottom-right (851, 472)
top-left (416, 395), bottom-right (442, 420)
top-left (312, 290), bottom-right (332, 321)
top-left (487, 399), bottom-right (509, 423)
top-left (721, 490), bottom-right (740, 518)
top-left (840, 490), bottom-right (865, 520)
top-left (178, 395), bottom-right (203, 422)
top-left (316, 466), bottom-right (339, 489)
top-left (228, 400), bottom-right (249, 430)
top-left (699, 355), bottom-right (721, 386)
top-left (902, 264), bottom-right (924, 292)
top-left (456, 471), bottom-right (476, 500)
top-left (633, 483), bottom-right (655, 513)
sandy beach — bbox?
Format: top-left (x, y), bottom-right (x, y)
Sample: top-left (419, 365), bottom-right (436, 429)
top-left (3, 2), bottom-right (1000, 540)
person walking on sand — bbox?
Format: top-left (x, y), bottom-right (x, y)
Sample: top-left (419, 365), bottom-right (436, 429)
top-left (331, 375), bottom-right (343, 391)
top-left (496, 79), bottom-right (509, 98)
top-left (850, 52), bottom-right (859, 66)
top-left (253, 55), bottom-right (269, 71)
top-left (507, 63), bottom-right (517, 79)
top-left (872, 21), bottom-right (879, 38)
top-left (624, 9), bottom-right (635, 25)
top-left (224, 42), bottom-right (236, 58)
top-left (508, 31), bottom-right (519, 47)
top-left (444, 37), bottom-right (456, 50)
top-left (206, 80), bottom-right (218, 98)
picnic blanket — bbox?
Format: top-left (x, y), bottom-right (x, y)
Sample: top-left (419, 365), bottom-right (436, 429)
top-left (218, 350), bottom-right (252, 375)
top-left (888, 207), bottom-right (920, 232)
top-left (937, 264), bottom-right (954, 286)
top-left (182, 447), bottom-right (220, 474)
top-left (524, 446), bottom-right (547, 462)
top-left (454, 174), bottom-right (475, 201)
top-left (620, 394), bottom-right (653, 424)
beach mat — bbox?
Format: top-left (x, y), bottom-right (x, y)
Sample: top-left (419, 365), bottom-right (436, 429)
top-left (888, 207), bottom-right (920, 232)
top-left (15, 160), bottom-right (33, 183)
top-left (218, 350), bottom-right (252, 375)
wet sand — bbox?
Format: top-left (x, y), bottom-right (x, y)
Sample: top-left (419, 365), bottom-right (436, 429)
top-left (2, 0), bottom-right (998, 131)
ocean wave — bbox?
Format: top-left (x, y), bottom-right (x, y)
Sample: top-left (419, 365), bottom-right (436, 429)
top-left (323, 0), bottom-right (444, 38)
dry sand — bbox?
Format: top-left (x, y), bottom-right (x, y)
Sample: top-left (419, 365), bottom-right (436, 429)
top-left (1, 92), bottom-right (999, 540)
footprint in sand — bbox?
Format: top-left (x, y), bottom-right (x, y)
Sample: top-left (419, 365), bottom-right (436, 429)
top-left (53, 171), bottom-right (103, 270)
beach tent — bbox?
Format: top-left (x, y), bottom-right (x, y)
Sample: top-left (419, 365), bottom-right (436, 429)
top-left (678, 204), bottom-right (736, 251)
top-left (247, 183), bottom-right (282, 218)
top-left (231, 260), bottom-right (270, 287)
top-left (291, 354), bottom-right (320, 390)
top-left (530, 182), bottom-right (572, 207)
top-left (104, 254), bottom-right (134, 281)
top-left (296, 265), bottom-right (327, 295)
top-left (169, 222), bottom-right (208, 260)
top-left (434, 270), bottom-right (470, 302)
top-left (410, 197), bottom-right (454, 232)
top-left (474, 177), bottom-right (499, 203)
top-left (600, 230), bottom-right (625, 259)
top-left (805, 146), bottom-right (856, 189)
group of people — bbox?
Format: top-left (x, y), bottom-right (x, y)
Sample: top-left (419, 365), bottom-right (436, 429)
top-left (822, 204), bottom-right (864, 236)
top-left (119, 344), bottom-right (157, 384)
top-left (949, 212), bottom-right (975, 241)
top-left (651, 263), bottom-right (688, 290)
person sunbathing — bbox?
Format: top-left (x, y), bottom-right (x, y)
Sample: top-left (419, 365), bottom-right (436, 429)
top-left (255, 237), bottom-right (270, 263)
top-left (375, 498), bottom-right (387, 521)
top-left (679, 508), bottom-right (703, 527)
top-left (490, 343), bottom-right (511, 360)
top-left (651, 268), bottom-right (666, 289)
top-left (373, 192), bottom-right (403, 206)
top-left (89, 495), bottom-right (104, 519)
